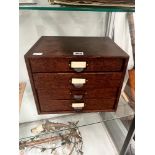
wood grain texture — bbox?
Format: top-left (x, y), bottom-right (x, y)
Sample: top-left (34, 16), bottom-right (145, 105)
top-left (39, 99), bottom-right (116, 113)
top-left (25, 56), bottom-right (42, 114)
top-left (33, 73), bottom-right (122, 89)
top-left (128, 69), bottom-right (135, 100)
top-left (25, 36), bottom-right (129, 58)
top-left (30, 57), bottom-right (124, 72)
top-left (37, 88), bottom-right (118, 100)
top-left (114, 57), bottom-right (129, 111)
top-left (25, 36), bottom-right (129, 114)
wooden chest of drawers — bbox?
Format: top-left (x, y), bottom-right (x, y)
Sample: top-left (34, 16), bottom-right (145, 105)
top-left (25, 36), bottom-right (129, 114)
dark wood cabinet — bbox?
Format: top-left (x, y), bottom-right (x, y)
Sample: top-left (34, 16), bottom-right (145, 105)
top-left (25, 36), bottom-right (129, 114)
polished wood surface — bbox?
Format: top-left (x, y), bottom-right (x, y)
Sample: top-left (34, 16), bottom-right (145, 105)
top-left (37, 88), bottom-right (118, 100)
top-left (33, 73), bottom-right (122, 89)
top-left (25, 36), bottom-right (129, 57)
top-left (25, 36), bottom-right (129, 114)
top-left (30, 57), bottom-right (124, 72)
top-left (39, 99), bottom-right (115, 113)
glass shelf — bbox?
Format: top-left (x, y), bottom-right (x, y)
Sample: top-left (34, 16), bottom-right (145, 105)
top-left (19, 82), bottom-right (135, 154)
top-left (19, 97), bottom-right (134, 141)
top-left (19, 0), bottom-right (135, 12)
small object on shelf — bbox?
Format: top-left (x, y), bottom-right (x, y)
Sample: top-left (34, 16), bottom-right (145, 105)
top-left (31, 120), bottom-right (70, 134)
top-left (19, 2), bottom-right (37, 5)
top-left (19, 0), bottom-right (38, 5)
top-left (48, 0), bottom-right (54, 4)
top-left (19, 82), bottom-right (26, 111)
top-left (19, 121), bottom-right (83, 154)
top-left (19, 0), bottom-right (134, 12)
top-left (49, 0), bottom-right (134, 7)
top-left (25, 36), bottom-right (129, 114)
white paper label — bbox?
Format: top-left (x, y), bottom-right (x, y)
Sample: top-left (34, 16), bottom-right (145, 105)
top-left (73, 52), bottom-right (84, 55)
top-left (33, 52), bottom-right (43, 55)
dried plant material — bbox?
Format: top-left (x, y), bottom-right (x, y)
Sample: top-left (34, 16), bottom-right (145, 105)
top-left (43, 120), bottom-right (70, 131)
top-left (20, 134), bottom-right (73, 148)
top-left (19, 82), bottom-right (26, 111)
top-left (49, 0), bottom-right (134, 7)
top-left (19, 121), bottom-right (83, 155)
top-left (31, 124), bottom-right (44, 134)
top-left (31, 120), bottom-right (70, 134)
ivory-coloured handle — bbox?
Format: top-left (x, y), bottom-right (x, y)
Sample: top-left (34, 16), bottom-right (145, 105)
top-left (71, 78), bottom-right (86, 85)
top-left (72, 103), bottom-right (85, 109)
top-left (70, 61), bottom-right (86, 69)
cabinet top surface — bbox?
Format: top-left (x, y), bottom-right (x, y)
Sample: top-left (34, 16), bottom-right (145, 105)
top-left (26, 36), bottom-right (129, 58)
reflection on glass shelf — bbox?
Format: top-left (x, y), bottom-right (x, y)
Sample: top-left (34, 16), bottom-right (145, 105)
top-left (20, 115), bottom-right (119, 155)
top-left (19, 96), bottom-right (134, 141)
top-left (19, 0), bottom-right (135, 12)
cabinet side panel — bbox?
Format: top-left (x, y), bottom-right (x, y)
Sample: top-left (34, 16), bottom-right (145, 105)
top-left (114, 57), bottom-right (129, 110)
top-left (24, 55), bottom-right (41, 114)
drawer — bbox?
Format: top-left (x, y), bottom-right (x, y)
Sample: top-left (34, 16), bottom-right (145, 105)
top-left (30, 57), bottom-right (124, 73)
top-left (33, 73), bottom-right (122, 89)
top-left (37, 88), bottom-right (118, 100)
top-left (38, 98), bottom-right (116, 113)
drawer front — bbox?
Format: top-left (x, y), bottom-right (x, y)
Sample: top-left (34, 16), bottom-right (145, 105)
top-left (33, 73), bottom-right (122, 89)
top-left (30, 57), bottom-right (124, 73)
top-left (38, 98), bottom-right (116, 113)
top-left (37, 88), bottom-right (118, 100)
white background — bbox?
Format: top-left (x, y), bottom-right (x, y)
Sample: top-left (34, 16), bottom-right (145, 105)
top-left (0, 0), bottom-right (155, 154)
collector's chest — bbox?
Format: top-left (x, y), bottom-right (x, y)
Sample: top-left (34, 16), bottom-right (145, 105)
top-left (25, 36), bottom-right (129, 114)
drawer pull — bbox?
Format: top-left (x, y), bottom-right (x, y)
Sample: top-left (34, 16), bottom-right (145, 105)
top-left (72, 103), bottom-right (84, 111)
top-left (73, 95), bottom-right (83, 100)
top-left (70, 61), bottom-right (87, 72)
top-left (71, 78), bottom-right (86, 88)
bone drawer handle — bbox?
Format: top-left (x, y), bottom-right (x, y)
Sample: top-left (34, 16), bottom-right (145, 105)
top-left (71, 78), bottom-right (87, 88)
top-left (72, 103), bottom-right (85, 111)
top-left (70, 61), bottom-right (87, 72)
